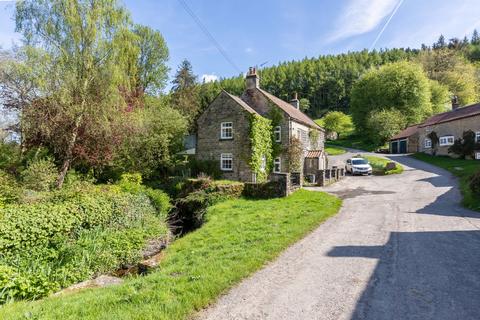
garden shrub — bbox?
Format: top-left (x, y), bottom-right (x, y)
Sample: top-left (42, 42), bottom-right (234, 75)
top-left (188, 159), bottom-right (222, 179)
top-left (117, 173), bottom-right (171, 218)
top-left (0, 171), bottom-right (21, 208)
top-left (470, 171), bottom-right (480, 196)
top-left (0, 185), bottom-right (170, 302)
top-left (21, 158), bottom-right (58, 191)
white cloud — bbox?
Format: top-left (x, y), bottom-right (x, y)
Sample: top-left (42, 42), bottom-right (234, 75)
top-left (244, 47), bottom-right (253, 54)
top-left (201, 74), bottom-right (218, 83)
top-left (328, 0), bottom-right (400, 42)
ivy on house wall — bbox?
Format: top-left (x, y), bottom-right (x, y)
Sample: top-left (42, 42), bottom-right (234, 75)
top-left (268, 107), bottom-right (285, 158)
top-left (249, 114), bottom-right (273, 182)
top-left (309, 129), bottom-right (319, 149)
top-left (287, 136), bottom-right (303, 173)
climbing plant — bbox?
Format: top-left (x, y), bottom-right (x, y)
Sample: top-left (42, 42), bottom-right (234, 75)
top-left (309, 129), bottom-right (319, 148)
top-left (268, 106), bottom-right (285, 158)
top-left (427, 131), bottom-right (439, 155)
top-left (287, 137), bottom-right (303, 173)
top-left (249, 114), bottom-right (273, 182)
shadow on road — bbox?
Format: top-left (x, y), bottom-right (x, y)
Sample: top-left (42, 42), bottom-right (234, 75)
top-left (328, 230), bottom-right (480, 320)
top-left (385, 155), bottom-right (480, 218)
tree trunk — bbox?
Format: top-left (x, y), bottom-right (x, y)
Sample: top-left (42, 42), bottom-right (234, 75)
top-left (56, 115), bottom-right (82, 189)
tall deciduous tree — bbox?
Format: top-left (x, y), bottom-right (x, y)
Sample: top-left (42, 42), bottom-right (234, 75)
top-left (320, 111), bottom-right (353, 138)
top-left (133, 24), bottom-right (169, 96)
top-left (15, 0), bottom-right (139, 188)
top-left (350, 61), bottom-right (432, 132)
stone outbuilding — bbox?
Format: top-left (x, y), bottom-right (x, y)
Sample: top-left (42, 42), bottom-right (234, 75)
top-left (196, 67), bottom-right (327, 182)
top-left (389, 124), bottom-right (420, 154)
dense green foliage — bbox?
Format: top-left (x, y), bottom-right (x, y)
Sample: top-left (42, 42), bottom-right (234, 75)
top-left (0, 190), bottom-right (341, 320)
top-left (0, 171), bottom-right (21, 208)
top-left (447, 130), bottom-right (480, 159)
top-left (320, 111), bottom-right (354, 138)
top-left (21, 158), bottom-right (58, 192)
top-left (249, 114), bottom-right (273, 182)
top-left (412, 153), bottom-right (480, 211)
top-left (366, 109), bottom-right (407, 145)
top-left (470, 171), bottom-right (480, 197)
top-left (351, 61), bottom-right (433, 131)
top-left (364, 156), bottom-right (404, 175)
top-left (0, 182), bottom-right (170, 303)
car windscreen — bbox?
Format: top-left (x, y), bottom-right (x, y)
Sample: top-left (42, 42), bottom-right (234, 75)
top-left (352, 159), bottom-right (368, 165)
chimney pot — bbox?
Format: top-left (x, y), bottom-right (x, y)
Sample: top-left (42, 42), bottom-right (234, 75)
top-left (245, 67), bottom-right (259, 89)
top-left (290, 92), bottom-right (300, 109)
top-left (452, 95), bottom-right (460, 110)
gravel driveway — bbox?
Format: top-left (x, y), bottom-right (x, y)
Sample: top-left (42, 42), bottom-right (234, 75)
top-left (197, 153), bottom-right (480, 320)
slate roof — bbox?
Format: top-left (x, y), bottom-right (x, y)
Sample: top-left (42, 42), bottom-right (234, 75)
top-left (389, 124), bottom-right (420, 141)
top-left (257, 88), bottom-right (323, 130)
top-left (223, 91), bottom-right (259, 115)
top-left (419, 103), bottom-right (480, 127)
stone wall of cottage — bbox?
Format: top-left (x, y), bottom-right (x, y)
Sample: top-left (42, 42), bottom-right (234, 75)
top-left (418, 114), bottom-right (480, 156)
top-left (196, 92), bottom-right (254, 181)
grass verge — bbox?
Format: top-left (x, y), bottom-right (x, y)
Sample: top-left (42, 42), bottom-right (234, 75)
top-left (326, 135), bottom-right (383, 152)
top-left (325, 145), bottom-right (346, 155)
top-left (1, 190), bottom-right (342, 320)
top-left (364, 155), bottom-right (404, 175)
top-left (411, 153), bottom-right (480, 211)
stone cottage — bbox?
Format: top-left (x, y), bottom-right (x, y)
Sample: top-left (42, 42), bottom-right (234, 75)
top-left (389, 98), bottom-right (480, 158)
top-left (196, 67), bottom-right (326, 182)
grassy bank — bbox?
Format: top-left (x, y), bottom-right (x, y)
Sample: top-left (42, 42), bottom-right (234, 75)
top-left (326, 135), bottom-right (382, 152)
top-left (1, 190), bottom-right (342, 320)
top-left (364, 155), bottom-right (404, 175)
top-left (412, 153), bottom-right (480, 211)
top-left (325, 145), bottom-right (346, 155)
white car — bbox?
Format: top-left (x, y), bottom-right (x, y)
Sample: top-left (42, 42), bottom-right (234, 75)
top-left (345, 157), bottom-right (373, 175)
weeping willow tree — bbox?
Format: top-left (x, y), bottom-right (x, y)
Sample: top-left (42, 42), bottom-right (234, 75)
top-left (15, 0), bottom-right (139, 188)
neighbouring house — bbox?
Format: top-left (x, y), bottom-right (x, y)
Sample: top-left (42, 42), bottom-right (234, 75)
top-left (389, 124), bottom-right (420, 154)
top-left (389, 97), bottom-right (480, 158)
top-left (196, 67), bottom-right (326, 182)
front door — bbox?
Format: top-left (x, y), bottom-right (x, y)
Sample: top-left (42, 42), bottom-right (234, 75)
top-left (399, 140), bottom-right (407, 153)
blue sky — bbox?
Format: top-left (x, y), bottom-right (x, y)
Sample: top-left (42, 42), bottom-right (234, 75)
top-left (1, 0), bottom-right (480, 84)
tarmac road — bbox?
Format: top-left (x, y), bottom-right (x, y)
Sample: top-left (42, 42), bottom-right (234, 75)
top-left (198, 153), bottom-right (480, 320)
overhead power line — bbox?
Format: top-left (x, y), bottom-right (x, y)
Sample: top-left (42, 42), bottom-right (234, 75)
top-left (177, 0), bottom-right (242, 74)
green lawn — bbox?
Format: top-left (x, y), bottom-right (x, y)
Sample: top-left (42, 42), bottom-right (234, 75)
top-left (325, 145), bottom-right (346, 155)
top-left (364, 155), bottom-right (404, 175)
top-left (326, 135), bottom-right (384, 152)
top-left (1, 190), bottom-right (342, 320)
top-left (412, 153), bottom-right (480, 212)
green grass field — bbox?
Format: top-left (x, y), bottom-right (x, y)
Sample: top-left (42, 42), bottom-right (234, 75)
top-left (325, 145), bottom-right (346, 155)
top-left (1, 190), bottom-right (342, 320)
top-left (364, 155), bottom-right (404, 175)
top-left (326, 136), bottom-right (383, 152)
top-left (412, 153), bottom-right (480, 212)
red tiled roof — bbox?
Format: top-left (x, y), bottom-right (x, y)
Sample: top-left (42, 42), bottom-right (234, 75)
top-left (419, 103), bottom-right (480, 127)
top-left (257, 88), bottom-right (323, 131)
top-left (389, 124), bottom-right (420, 141)
top-left (224, 91), bottom-right (259, 115)
top-left (305, 150), bottom-right (324, 158)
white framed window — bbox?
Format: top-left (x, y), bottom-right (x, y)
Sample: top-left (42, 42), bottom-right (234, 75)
top-left (220, 122), bottom-right (233, 139)
top-left (439, 135), bottom-right (454, 146)
top-left (476, 152), bottom-right (480, 160)
top-left (273, 157), bottom-right (281, 173)
top-left (424, 138), bottom-right (432, 149)
top-left (220, 153), bottom-right (233, 171)
top-left (476, 132), bottom-right (480, 143)
top-left (274, 126), bottom-right (281, 142)
top-left (260, 155), bottom-right (267, 172)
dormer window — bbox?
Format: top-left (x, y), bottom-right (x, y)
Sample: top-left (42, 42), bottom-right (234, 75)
top-left (274, 126), bottom-right (281, 142)
top-left (221, 122), bottom-right (233, 139)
